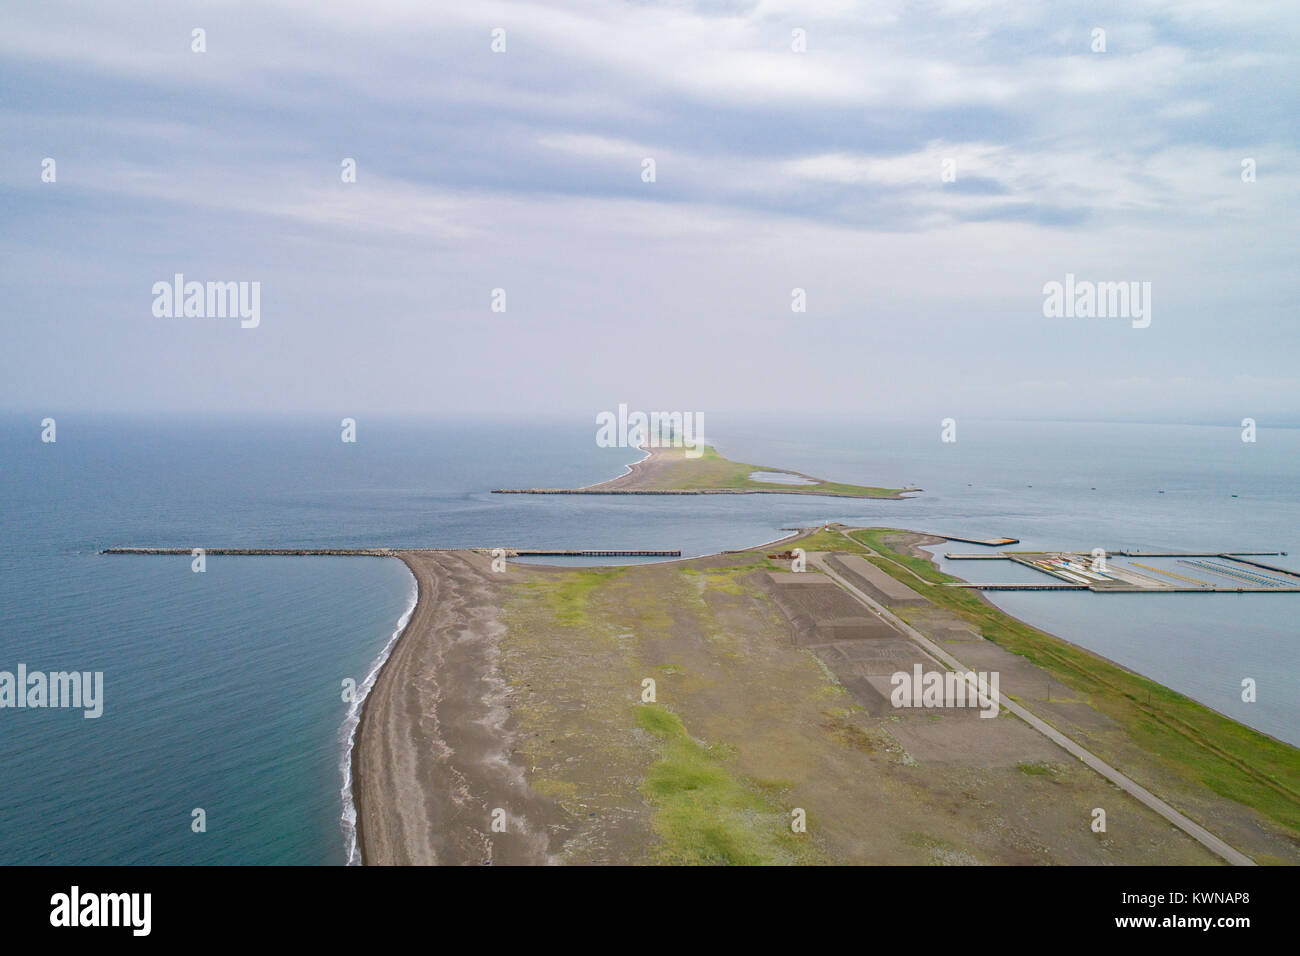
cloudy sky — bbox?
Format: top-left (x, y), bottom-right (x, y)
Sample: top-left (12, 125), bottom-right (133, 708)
top-left (2, 0), bottom-right (1297, 423)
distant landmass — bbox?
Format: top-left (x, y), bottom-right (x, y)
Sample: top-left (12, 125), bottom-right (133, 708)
top-left (494, 443), bottom-right (917, 499)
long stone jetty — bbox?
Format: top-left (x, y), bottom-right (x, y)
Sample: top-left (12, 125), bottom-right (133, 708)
top-left (102, 547), bottom-right (681, 558)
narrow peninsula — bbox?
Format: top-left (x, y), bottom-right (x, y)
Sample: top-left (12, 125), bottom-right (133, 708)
top-left (345, 526), bottom-right (1300, 865)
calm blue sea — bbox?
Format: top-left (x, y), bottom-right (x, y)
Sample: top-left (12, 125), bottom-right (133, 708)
top-left (1, 414), bottom-right (1297, 864)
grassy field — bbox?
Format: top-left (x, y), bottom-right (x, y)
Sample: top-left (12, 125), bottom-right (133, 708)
top-left (639, 445), bottom-right (905, 498)
top-left (500, 557), bottom-right (828, 864)
top-left (635, 704), bottom-right (816, 864)
top-left (495, 547), bottom-right (1230, 864)
top-left (844, 527), bottom-right (1300, 845)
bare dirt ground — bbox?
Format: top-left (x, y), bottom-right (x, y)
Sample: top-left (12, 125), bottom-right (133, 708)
top-left (356, 544), bottom-right (1237, 864)
top-left (353, 551), bottom-right (566, 865)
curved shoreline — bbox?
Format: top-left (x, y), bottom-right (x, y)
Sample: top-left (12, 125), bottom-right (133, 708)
top-left (351, 551), bottom-right (562, 866)
top-left (584, 441), bottom-right (654, 488)
top-left (345, 560), bottom-right (419, 866)
top-left (351, 552), bottom-right (432, 866)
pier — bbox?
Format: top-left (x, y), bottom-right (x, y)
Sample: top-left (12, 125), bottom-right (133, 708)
top-left (102, 547), bottom-right (682, 558)
top-left (940, 535), bottom-right (1021, 546)
top-left (511, 549), bottom-right (680, 557)
top-left (1110, 550), bottom-right (1286, 558)
top-left (942, 549), bottom-right (1300, 593)
top-left (950, 583), bottom-right (1089, 591)
top-left (105, 547), bottom-right (401, 556)
top-left (1218, 555), bottom-right (1300, 579)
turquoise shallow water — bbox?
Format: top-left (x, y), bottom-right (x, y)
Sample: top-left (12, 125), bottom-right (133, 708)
top-left (0, 553), bottom-right (413, 865)
top-left (1, 414), bottom-right (1297, 863)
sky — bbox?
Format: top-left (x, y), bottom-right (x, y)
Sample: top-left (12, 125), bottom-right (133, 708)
top-left (2, 0), bottom-right (1297, 424)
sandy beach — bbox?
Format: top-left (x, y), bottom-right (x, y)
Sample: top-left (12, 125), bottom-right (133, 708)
top-left (351, 551), bottom-right (564, 865)
top-left (582, 443), bottom-right (709, 490)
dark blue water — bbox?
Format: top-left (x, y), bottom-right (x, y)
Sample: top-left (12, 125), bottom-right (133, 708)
top-left (1, 414), bottom-right (1296, 864)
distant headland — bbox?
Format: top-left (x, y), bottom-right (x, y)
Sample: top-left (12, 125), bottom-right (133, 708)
top-left (493, 443), bottom-right (918, 500)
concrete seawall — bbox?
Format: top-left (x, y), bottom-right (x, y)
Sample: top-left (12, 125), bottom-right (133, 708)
top-left (491, 488), bottom-right (910, 498)
top-left (103, 547), bottom-right (401, 556)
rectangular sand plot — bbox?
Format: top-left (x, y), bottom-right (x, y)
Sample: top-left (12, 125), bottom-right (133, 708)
top-left (826, 554), bottom-right (932, 608)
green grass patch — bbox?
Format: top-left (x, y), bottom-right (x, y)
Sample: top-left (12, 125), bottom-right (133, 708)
top-left (780, 527), bottom-right (873, 554)
top-left (525, 568), bottom-right (622, 626)
top-left (681, 566), bottom-right (758, 595)
top-left (635, 704), bottom-right (813, 864)
top-left (642, 445), bottom-right (903, 498)
top-left (680, 554), bottom-right (767, 575)
top-left (1017, 761), bottom-right (1059, 777)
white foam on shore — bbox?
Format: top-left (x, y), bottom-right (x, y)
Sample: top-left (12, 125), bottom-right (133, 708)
top-left (584, 440), bottom-right (653, 487)
top-left (339, 562), bottom-right (419, 866)
top-left (585, 434), bottom-right (709, 488)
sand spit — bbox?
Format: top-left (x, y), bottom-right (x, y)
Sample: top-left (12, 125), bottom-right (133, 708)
top-left (349, 537), bottom-right (1300, 865)
top-left (352, 551), bottom-right (564, 865)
